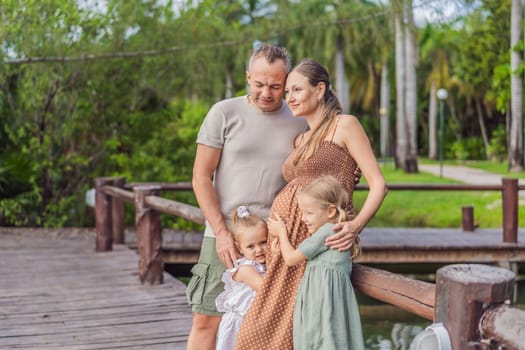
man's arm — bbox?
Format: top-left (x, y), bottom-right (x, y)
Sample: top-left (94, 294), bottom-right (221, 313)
top-left (192, 144), bottom-right (239, 268)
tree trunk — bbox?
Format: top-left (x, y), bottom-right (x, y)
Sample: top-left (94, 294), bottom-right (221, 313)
top-left (506, 104), bottom-right (511, 151)
top-left (404, 0), bottom-right (418, 172)
top-left (428, 82), bottom-right (438, 159)
top-left (509, 0), bottom-right (524, 171)
top-left (475, 98), bottom-right (490, 159)
top-left (39, 81), bottom-right (60, 210)
top-left (394, 7), bottom-right (407, 170)
top-left (225, 71), bottom-right (233, 99)
top-left (335, 39), bottom-right (350, 113)
top-left (446, 97), bottom-right (462, 140)
top-left (380, 62), bottom-right (390, 158)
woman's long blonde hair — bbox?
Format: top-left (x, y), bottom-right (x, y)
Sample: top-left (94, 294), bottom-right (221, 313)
top-left (300, 176), bottom-right (361, 258)
top-left (292, 59), bottom-right (343, 164)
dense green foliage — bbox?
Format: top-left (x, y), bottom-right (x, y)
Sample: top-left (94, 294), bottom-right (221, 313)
top-left (0, 1), bottom-right (523, 227)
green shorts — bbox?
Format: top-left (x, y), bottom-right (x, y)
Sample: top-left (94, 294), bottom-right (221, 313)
top-left (186, 236), bottom-right (226, 316)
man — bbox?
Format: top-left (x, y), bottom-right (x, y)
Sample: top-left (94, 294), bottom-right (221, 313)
top-left (186, 43), bottom-right (304, 350)
top-left (186, 43), bottom-right (358, 349)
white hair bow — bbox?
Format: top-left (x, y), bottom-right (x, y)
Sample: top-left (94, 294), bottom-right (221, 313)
top-left (237, 206), bottom-right (250, 218)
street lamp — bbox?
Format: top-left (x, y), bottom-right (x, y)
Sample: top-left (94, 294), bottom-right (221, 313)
top-left (437, 88), bottom-right (448, 178)
top-left (379, 107), bottom-right (388, 163)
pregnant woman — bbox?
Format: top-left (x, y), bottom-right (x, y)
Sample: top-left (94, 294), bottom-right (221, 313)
top-left (235, 59), bottom-right (388, 349)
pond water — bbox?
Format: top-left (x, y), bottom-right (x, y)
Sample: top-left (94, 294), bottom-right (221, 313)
top-left (167, 264), bottom-right (525, 350)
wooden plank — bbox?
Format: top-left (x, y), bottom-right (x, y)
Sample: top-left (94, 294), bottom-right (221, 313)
top-left (0, 229), bottom-right (192, 349)
top-left (352, 264), bottom-right (436, 320)
top-left (101, 185), bottom-right (134, 203)
top-left (144, 195), bottom-right (205, 225)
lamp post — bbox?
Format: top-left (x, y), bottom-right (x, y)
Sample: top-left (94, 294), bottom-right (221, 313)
top-left (379, 107), bottom-right (388, 163)
top-left (437, 88), bottom-right (448, 178)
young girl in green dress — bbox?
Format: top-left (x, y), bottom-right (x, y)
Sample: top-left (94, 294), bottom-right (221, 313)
top-left (268, 175), bottom-right (364, 350)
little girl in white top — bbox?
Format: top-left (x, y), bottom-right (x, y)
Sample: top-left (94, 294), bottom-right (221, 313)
top-left (215, 206), bottom-right (267, 350)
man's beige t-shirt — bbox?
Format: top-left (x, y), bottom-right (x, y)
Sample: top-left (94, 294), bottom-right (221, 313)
top-left (197, 96), bottom-right (306, 237)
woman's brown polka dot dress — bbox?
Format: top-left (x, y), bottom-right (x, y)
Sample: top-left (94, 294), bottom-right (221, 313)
top-left (235, 137), bottom-right (358, 350)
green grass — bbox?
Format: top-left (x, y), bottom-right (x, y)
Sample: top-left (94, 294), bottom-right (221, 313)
top-left (354, 161), bottom-right (524, 228)
top-left (179, 277), bottom-right (190, 285)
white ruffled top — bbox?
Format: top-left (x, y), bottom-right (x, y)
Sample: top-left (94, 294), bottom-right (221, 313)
top-left (215, 257), bottom-right (266, 316)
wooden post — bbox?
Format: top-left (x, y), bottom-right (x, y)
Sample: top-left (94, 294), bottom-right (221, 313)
top-left (435, 264), bottom-right (515, 350)
top-left (134, 186), bottom-right (163, 285)
top-left (95, 177), bottom-right (113, 252)
top-left (461, 206), bottom-right (474, 232)
top-left (501, 178), bottom-right (518, 243)
top-left (111, 177), bottom-right (126, 244)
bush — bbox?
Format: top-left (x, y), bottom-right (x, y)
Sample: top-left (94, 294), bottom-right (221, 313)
top-left (449, 137), bottom-right (485, 160)
top-left (487, 125), bottom-right (507, 162)
top-left (111, 98), bottom-right (210, 230)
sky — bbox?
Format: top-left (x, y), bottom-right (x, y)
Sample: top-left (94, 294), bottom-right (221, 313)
top-left (78, 0), bottom-right (480, 25)
top-left (411, 0), bottom-right (480, 27)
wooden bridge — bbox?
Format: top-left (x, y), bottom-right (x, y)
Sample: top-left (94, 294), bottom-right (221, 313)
top-left (0, 227), bottom-right (192, 350)
top-left (95, 177), bottom-right (525, 349)
top-left (2, 226), bottom-right (524, 350)
top-left (102, 177), bottom-right (525, 271)
top-left (1, 176), bottom-right (524, 349)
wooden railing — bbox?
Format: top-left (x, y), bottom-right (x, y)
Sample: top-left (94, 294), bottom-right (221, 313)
top-left (382, 178), bottom-right (523, 243)
top-left (97, 177), bottom-right (523, 245)
top-left (94, 176), bottom-right (525, 350)
top-left (352, 263), bottom-right (525, 350)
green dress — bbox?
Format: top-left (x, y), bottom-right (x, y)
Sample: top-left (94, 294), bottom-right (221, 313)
top-left (293, 223), bottom-right (365, 350)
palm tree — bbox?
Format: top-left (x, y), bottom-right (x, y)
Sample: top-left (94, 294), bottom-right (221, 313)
top-left (420, 25), bottom-right (452, 160)
top-left (404, 0), bottom-right (418, 172)
top-left (509, 0), bottom-right (523, 171)
top-left (380, 62), bottom-right (391, 158)
top-left (394, 3), bottom-right (407, 169)
top-left (394, 0), bottom-right (418, 172)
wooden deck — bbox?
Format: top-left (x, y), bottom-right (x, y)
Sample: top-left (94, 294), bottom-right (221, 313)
top-left (0, 228), bottom-right (192, 350)
top-left (125, 227), bottom-right (525, 269)
top-left (2, 226), bottom-right (524, 349)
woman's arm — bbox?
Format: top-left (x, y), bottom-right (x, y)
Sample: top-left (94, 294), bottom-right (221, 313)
top-left (326, 115), bottom-right (388, 251)
top-left (268, 218), bottom-right (306, 267)
top-left (233, 265), bottom-right (264, 290)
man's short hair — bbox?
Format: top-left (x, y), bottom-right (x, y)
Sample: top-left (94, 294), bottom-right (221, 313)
top-left (247, 42), bottom-right (290, 72)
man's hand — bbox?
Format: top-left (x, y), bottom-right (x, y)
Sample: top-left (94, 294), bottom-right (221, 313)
top-left (215, 230), bottom-right (240, 269)
top-left (325, 220), bottom-right (362, 251)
